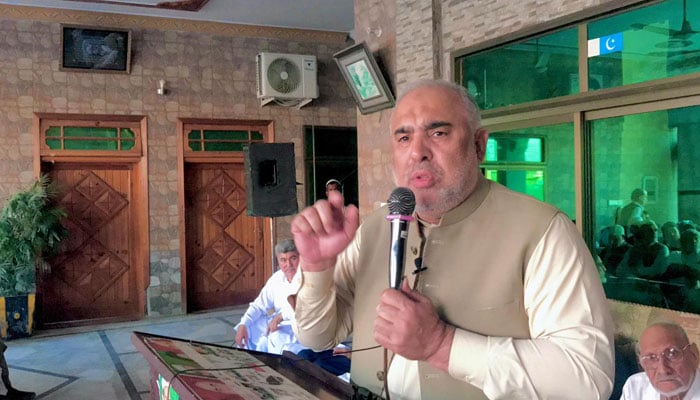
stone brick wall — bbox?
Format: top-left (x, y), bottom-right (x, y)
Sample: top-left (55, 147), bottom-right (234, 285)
top-left (395, 0), bottom-right (437, 85)
top-left (353, 0), bottom-right (397, 216)
top-left (0, 7), bottom-right (355, 316)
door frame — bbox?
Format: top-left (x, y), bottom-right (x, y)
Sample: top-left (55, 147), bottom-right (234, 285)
top-left (177, 118), bottom-right (274, 313)
top-left (33, 113), bottom-right (149, 323)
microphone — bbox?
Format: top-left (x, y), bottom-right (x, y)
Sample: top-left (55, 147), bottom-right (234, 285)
top-left (386, 187), bottom-right (416, 289)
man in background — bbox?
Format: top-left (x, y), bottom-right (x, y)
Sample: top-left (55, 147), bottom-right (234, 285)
top-left (618, 188), bottom-right (649, 240)
top-left (325, 179), bottom-right (342, 198)
top-left (234, 239), bottom-right (303, 354)
top-left (621, 321), bottom-right (700, 399)
top-left (234, 239), bottom-right (351, 377)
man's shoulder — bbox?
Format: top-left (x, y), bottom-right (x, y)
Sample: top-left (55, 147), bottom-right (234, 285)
top-left (624, 371), bottom-right (648, 383)
top-left (265, 270), bottom-right (286, 285)
top-left (621, 202), bottom-right (642, 212)
top-left (622, 371), bottom-right (652, 393)
top-left (360, 204), bottom-right (391, 227)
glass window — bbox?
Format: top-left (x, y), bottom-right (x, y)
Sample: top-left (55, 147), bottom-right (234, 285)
top-left (592, 104), bottom-right (700, 313)
top-left (484, 169), bottom-right (545, 201)
top-left (44, 126), bottom-right (135, 151)
top-left (186, 129), bottom-right (262, 152)
top-left (485, 137), bottom-right (544, 162)
top-left (482, 123), bottom-right (574, 219)
top-left (588, 0), bottom-right (700, 91)
top-left (457, 28), bottom-right (578, 110)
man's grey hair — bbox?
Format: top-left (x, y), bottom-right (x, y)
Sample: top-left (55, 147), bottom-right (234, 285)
top-left (637, 320), bottom-right (691, 354)
top-left (275, 239), bottom-right (297, 256)
top-left (395, 79), bottom-right (483, 134)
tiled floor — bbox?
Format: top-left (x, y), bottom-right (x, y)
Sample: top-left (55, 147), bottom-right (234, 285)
top-left (3, 306), bottom-right (247, 400)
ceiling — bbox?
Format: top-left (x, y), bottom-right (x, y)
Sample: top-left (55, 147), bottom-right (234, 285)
top-left (0, 0), bottom-right (355, 33)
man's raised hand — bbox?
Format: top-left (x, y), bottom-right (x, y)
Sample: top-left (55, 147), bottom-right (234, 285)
top-left (290, 190), bottom-right (359, 271)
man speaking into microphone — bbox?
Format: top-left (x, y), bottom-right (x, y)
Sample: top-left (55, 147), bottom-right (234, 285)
top-left (290, 80), bottom-right (614, 399)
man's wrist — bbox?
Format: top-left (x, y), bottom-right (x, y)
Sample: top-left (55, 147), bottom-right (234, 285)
top-left (300, 257), bottom-right (336, 272)
top-left (426, 324), bottom-right (456, 372)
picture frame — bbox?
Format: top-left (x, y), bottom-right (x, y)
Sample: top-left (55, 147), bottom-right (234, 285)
top-left (333, 42), bottom-right (394, 114)
top-left (60, 24), bottom-right (132, 73)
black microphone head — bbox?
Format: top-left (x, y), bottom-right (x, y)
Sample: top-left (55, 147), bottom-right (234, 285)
top-left (388, 187), bottom-right (416, 215)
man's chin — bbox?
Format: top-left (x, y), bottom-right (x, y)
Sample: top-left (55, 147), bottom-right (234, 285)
top-left (655, 380), bottom-right (687, 397)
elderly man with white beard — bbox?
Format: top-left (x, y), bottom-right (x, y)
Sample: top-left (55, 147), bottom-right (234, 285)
top-left (622, 321), bottom-right (700, 400)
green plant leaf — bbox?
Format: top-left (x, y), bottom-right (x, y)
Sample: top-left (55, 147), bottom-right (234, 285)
top-left (0, 174), bottom-right (68, 296)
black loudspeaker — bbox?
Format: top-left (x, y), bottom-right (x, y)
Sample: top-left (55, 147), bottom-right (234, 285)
top-left (244, 143), bottom-right (298, 217)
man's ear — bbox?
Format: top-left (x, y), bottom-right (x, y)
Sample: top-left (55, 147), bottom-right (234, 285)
top-left (689, 343), bottom-right (700, 368)
top-left (474, 128), bottom-right (489, 162)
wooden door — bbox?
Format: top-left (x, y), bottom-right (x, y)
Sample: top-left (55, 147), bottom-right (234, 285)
top-left (185, 163), bottom-right (266, 311)
top-left (38, 164), bottom-right (139, 327)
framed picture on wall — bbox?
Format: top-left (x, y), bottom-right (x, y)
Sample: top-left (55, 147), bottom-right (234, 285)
top-left (333, 42), bottom-right (394, 114)
top-left (60, 24), bottom-right (132, 73)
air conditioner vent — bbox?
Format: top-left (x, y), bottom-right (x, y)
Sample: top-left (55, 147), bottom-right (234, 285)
top-left (256, 52), bottom-right (318, 108)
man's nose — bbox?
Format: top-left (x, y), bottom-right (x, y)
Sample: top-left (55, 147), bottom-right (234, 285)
top-left (657, 358), bottom-right (674, 374)
top-left (409, 135), bottom-right (431, 161)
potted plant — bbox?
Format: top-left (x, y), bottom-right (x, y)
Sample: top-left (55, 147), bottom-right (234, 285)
top-left (0, 175), bottom-right (67, 339)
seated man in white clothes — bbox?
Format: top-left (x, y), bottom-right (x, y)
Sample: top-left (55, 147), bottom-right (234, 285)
top-left (234, 239), bottom-right (303, 354)
top-left (234, 240), bottom-right (352, 377)
top-left (621, 321), bottom-right (700, 399)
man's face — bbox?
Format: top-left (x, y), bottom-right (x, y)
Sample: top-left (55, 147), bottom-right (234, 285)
top-left (390, 85), bottom-right (488, 223)
top-left (325, 183), bottom-right (340, 198)
top-left (277, 251), bottom-right (299, 282)
top-left (638, 325), bottom-right (699, 397)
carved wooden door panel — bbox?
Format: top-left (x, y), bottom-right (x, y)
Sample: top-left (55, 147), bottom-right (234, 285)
top-left (38, 165), bottom-right (139, 327)
top-left (185, 163), bottom-right (266, 312)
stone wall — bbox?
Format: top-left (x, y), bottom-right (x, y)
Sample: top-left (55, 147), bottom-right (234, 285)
top-left (0, 6), bottom-right (355, 316)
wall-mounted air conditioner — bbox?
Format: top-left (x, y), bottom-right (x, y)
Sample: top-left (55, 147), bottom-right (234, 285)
top-left (256, 52), bottom-right (319, 108)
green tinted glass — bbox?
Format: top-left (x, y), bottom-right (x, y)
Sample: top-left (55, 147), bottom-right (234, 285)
top-left (186, 130), bottom-right (256, 152)
top-left (46, 127), bottom-right (60, 137)
top-left (202, 130), bottom-right (248, 140)
top-left (592, 104), bottom-right (700, 314)
top-left (45, 126), bottom-right (134, 150)
top-left (251, 131), bottom-right (264, 141)
top-left (588, 0), bottom-right (700, 90)
top-left (484, 123), bottom-right (574, 218)
top-left (484, 169), bottom-right (545, 201)
top-left (457, 27), bottom-right (578, 109)
top-left (121, 128), bottom-right (135, 139)
top-left (485, 137), bottom-right (544, 162)
top-left (187, 130), bottom-right (202, 140)
top-left (64, 127), bottom-right (117, 138)
top-left (64, 139), bottom-right (118, 150)
top-left (189, 141), bottom-right (202, 151)
top-left (203, 142), bottom-right (244, 151)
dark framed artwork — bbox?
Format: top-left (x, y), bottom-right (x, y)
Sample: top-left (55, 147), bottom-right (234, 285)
top-left (333, 42), bottom-right (394, 114)
top-left (60, 25), bottom-right (132, 73)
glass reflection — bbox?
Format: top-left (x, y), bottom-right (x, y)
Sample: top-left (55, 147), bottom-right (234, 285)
top-left (458, 28), bottom-right (578, 109)
top-left (588, 0), bottom-right (700, 90)
top-left (593, 104), bottom-right (700, 313)
top-left (483, 123), bottom-right (575, 220)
